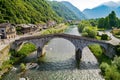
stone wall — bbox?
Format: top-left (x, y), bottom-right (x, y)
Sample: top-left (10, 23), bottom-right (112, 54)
top-left (0, 45), bottom-right (10, 78)
top-left (0, 45), bottom-right (10, 66)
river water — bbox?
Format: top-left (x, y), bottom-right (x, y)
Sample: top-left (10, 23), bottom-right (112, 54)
top-left (2, 25), bottom-right (103, 80)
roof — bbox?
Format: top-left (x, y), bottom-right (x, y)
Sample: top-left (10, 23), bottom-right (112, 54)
top-left (18, 24), bottom-right (31, 28)
top-left (0, 23), bottom-right (11, 28)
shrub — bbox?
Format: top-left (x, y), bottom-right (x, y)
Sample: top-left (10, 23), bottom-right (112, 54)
top-left (88, 44), bottom-right (111, 64)
top-left (82, 27), bottom-right (97, 38)
top-left (0, 60), bottom-right (12, 70)
top-left (100, 62), bottom-right (110, 75)
top-left (17, 43), bottom-right (36, 58)
top-left (9, 43), bottom-right (36, 64)
top-left (78, 23), bottom-right (85, 32)
top-left (112, 56), bottom-right (120, 70)
top-left (82, 32), bottom-right (88, 37)
top-left (20, 63), bottom-right (26, 71)
top-left (101, 34), bottom-right (109, 40)
top-left (100, 56), bottom-right (120, 80)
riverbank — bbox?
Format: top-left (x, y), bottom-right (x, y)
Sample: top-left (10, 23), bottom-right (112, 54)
top-left (40, 23), bottom-right (68, 35)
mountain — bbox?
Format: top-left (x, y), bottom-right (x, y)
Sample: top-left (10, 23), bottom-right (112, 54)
top-left (61, 1), bottom-right (86, 20)
top-left (0, 0), bottom-right (61, 24)
top-left (104, 1), bottom-right (120, 8)
top-left (116, 7), bottom-right (120, 18)
top-left (49, 1), bottom-right (86, 20)
top-left (83, 1), bottom-right (120, 19)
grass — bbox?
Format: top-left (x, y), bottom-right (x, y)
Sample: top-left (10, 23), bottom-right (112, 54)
top-left (0, 60), bottom-right (12, 70)
top-left (0, 60), bottom-right (13, 79)
top-left (9, 43), bottom-right (36, 64)
top-left (17, 43), bottom-right (36, 57)
top-left (88, 44), bottom-right (111, 64)
top-left (96, 36), bottom-right (101, 40)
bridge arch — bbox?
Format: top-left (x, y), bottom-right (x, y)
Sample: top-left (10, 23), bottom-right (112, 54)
top-left (14, 41), bottom-right (37, 52)
top-left (12, 34), bottom-right (115, 58)
top-left (39, 38), bottom-right (76, 57)
top-left (41, 38), bottom-right (76, 58)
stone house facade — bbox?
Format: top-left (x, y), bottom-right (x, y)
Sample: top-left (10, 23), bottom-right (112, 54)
top-left (16, 24), bottom-right (37, 34)
top-left (0, 23), bottom-right (16, 39)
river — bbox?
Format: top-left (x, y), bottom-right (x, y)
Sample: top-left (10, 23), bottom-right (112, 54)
top-left (2, 25), bottom-right (104, 80)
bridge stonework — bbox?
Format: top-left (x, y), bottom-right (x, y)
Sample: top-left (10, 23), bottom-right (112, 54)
top-left (11, 34), bottom-right (115, 58)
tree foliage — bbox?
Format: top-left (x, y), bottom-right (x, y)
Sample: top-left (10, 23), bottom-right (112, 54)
top-left (101, 34), bottom-right (109, 40)
top-left (0, 0), bottom-right (62, 24)
top-left (100, 56), bottom-right (120, 80)
top-left (98, 11), bottom-right (120, 29)
top-left (78, 20), bottom-right (97, 38)
top-left (82, 27), bottom-right (97, 38)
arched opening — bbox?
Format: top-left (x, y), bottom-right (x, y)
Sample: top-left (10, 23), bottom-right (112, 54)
top-left (81, 43), bottom-right (107, 69)
top-left (37, 38), bottom-right (81, 70)
top-left (88, 44), bottom-right (106, 57)
top-left (40, 38), bottom-right (76, 61)
top-left (16, 41), bottom-right (37, 62)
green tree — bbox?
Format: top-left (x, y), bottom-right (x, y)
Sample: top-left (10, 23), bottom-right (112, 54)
top-left (83, 27), bottom-right (97, 38)
top-left (101, 34), bottom-right (109, 40)
top-left (98, 18), bottom-right (105, 28)
top-left (78, 23), bottom-right (85, 32)
top-left (109, 11), bottom-right (118, 27)
top-left (104, 17), bottom-right (110, 29)
top-left (98, 11), bottom-right (119, 29)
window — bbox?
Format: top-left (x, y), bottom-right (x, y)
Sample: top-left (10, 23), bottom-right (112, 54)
top-left (1, 30), bottom-right (4, 32)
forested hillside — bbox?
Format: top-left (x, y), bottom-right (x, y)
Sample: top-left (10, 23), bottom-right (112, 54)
top-left (49, 1), bottom-right (83, 20)
top-left (0, 0), bottom-right (61, 24)
top-left (61, 1), bottom-right (86, 20)
top-left (49, 1), bottom-right (78, 20)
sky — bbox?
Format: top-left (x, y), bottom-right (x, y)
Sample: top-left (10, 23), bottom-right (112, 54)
top-left (51, 0), bottom-right (120, 11)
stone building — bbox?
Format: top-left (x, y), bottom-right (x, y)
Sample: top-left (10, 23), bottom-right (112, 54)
top-left (47, 20), bottom-right (56, 27)
top-left (0, 23), bottom-right (16, 39)
top-left (16, 24), bottom-right (37, 34)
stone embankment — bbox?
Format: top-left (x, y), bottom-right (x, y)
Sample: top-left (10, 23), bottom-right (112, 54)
top-left (0, 45), bottom-right (10, 78)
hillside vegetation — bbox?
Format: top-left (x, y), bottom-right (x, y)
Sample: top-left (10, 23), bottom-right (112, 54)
top-left (49, 1), bottom-right (78, 20)
top-left (0, 0), bottom-right (61, 24)
top-left (49, 1), bottom-right (86, 20)
top-left (61, 1), bottom-right (86, 20)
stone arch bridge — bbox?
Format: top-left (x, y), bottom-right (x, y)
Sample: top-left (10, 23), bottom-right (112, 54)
top-left (11, 34), bottom-right (115, 59)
